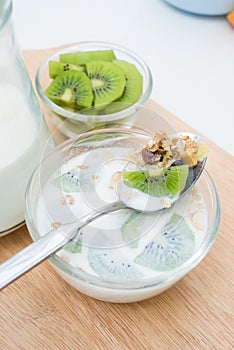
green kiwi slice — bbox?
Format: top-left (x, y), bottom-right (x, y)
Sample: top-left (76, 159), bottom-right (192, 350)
top-left (88, 246), bottom-right (142, 282)
top-left (86, 60), bottom-right (126, 109)
top-left (113, 60), bottom-right (143, 103)
top-left (105, 59), bottom-right (143, 114)
top-left (49, 60), bottom-right (84, 79)
top-left (134, 213), bottom-right (195, 271)
top-left (121, 211), bottom-right (141, 248)
top-left (122, 165), bottom-right (189, 198)
top-left (59, 49), bottom-right (116, 66)
top-left (64, 231), bottom-right (83, 253)
top-left (45, 70), bottom-right (93, 110)
top-left (55, 169), bottom-right (92, 193)
top-left (60, 170), bottom-right (81, 192)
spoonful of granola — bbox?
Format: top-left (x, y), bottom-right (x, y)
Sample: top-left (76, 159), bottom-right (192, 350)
top-left (117, 131), bottom-right (209, 211)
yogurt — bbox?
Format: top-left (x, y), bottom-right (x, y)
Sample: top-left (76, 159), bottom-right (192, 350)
top-left (0, 84), bottom-right (50, 233)
top-left (35, 145), bottom-right (208, 302)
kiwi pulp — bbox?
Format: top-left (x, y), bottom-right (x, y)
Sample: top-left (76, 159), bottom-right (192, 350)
top-left (88, 245), bottom-right (142, 282)
top-left (45, 70), bottom-right (93, 110)
top-left (122, 165), bottom-right (189, 198)
top-left (49, 60), bottom-right (84, 79)
top-left (60, 49), bottom-right (116, 66)
top-left (60, 170), bottom-right (81, 193)
top-left (134, 213), bottom-right (195, 271)
top-left (105, 59), bottom-right (143, 114)
top-left (113, 59), bottom-right (143, 103)
top-left (58, 168), bottom-right (93, 193)
top-left (86, 60), bottom-right (126, 109)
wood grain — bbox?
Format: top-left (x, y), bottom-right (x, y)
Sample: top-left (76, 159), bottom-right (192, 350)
top-left (0, 47), bottom-right (233, 350)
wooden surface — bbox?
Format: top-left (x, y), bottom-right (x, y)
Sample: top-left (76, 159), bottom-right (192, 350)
top-left (0, 47), bottom-right (233, 350)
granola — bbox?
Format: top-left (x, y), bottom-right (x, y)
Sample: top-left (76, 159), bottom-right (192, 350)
top-left (142, 131), bottom-right (208, 168)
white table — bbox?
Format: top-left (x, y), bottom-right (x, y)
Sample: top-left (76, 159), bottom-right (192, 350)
top-left (13, 0), bottom-right (234, 154)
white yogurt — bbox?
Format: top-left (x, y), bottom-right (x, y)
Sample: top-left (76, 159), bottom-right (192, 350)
top-left (35, 146), bottom-right (208, 302)
top-left (0, 84), bottom-right (50, 232)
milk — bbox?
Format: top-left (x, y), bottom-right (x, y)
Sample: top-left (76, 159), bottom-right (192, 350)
top-left (35, 146), bottom-right (208, 302)
top-left (0, 84), bottom-right (50, 233)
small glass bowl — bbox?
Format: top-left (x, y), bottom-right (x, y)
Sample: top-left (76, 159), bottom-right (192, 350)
top-left (25, 128), bottom-right (220, 303)
top-left (36, 41), bottom-right (153, 138)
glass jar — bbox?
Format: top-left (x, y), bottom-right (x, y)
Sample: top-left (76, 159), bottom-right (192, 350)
top-left (0, 0), bottom-right (52, 235)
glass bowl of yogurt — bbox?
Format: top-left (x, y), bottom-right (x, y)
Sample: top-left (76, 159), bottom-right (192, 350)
top-left (35, 41), bottom-right (153, 138)
top-left (25, 128), bottom-right (220, 303)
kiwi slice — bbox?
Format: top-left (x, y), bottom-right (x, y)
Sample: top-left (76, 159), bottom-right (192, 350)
top-left (57, 169), bottom-right (92, 193)
top-left (49, 60), bottom-right (85, 79)
top-left (64, 240), bottom-right (82, 253)
top-left (88, 246), bottom-right (142, 282)
top-left (45, 70), bottom-right (93, 110)
top-left (114, 60), bottom-right (143, 103)
top-left (121, 211), bottom-right (141, 248)
top-left (86, 60), bottom-right (126, 109)
top-left (122, 165), bottom-right (189, 198)
top-left (64, 231), bottom-right (83, 253)
top-left (60, 49), bottom-right (116, 66)
top-left (134, 213), bottom-right (195, 271)
top-left (59, 170), bottom-right (81, 192)
top-left (105, 60), bottom-right (143, 114)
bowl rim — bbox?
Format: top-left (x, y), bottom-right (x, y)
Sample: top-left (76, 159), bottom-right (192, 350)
top-left (25, 128), bottom-right (221, 291)
top-left (35, 40), bottom-right (153, 123)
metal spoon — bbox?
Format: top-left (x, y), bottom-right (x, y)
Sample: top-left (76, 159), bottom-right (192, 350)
top-left (0, 132), bottom-right (206, 290)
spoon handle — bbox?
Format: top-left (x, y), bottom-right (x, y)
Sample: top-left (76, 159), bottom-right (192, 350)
top-left (0, 201), bottom-right (124, 290)
top-left (0, 229), bottom-right (69, 290)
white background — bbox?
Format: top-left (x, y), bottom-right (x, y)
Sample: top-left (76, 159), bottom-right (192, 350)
top-left (13, 0), bottom-right (234, 154)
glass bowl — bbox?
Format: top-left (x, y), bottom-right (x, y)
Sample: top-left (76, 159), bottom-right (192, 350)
top-left (36, 41), bottom-right (153, 138)
top-left (25, 128), bottom-right (220, 303)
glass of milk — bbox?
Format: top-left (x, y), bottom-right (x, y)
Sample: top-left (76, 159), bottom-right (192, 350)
top-left (0, 0), bottom-right (52, 235)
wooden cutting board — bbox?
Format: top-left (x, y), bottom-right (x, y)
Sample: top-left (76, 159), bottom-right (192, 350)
top-left (0, 47), bottom-right (233, 350)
